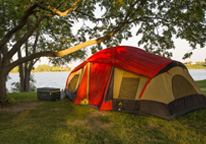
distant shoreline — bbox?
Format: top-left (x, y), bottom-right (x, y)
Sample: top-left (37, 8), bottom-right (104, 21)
top-left (184, 65), bottom-right (206, 69)
top-left (187, 68), bottom-right (206, 69)
top-left (9, 71), bottom-right (72, 74)
top-left (9, 64), bottom-right (206, 74)
top-left (9, 68), bottom-right (206, 74)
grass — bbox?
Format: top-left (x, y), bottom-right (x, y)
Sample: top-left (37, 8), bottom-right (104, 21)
top-left (7, 92), bottom-right (38, 103)
top-left (196, 79), bottom-right (206, 95)
top-left (0, 80), bottom-right (206, 144)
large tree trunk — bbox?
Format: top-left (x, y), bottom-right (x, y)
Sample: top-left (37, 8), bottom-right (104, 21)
top-left (18, 50), bottom-right (24, 92)
top-left (18, 64), bottom-right (32, 92)
top-left (19, 64), bottom-right (24, 92)
top-left (0, 69), bottom-right (8, 103)
top-left (0, 52), bottom-right (10, 103)
top-left (24, 68), bottom-right (31, 92)
top-left (19, 26), bottom-right (38, 92)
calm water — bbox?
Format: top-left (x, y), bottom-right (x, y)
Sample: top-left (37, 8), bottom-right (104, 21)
top-left (6, 69), bottom-right (206, 93)
top-left (7, 72), bottom-right (70, 93)
top-left (189, 69), bottom-right (206, 81)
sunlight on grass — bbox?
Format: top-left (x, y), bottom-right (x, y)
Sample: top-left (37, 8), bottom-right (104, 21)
top-left (0, 80), bottom-right (206, 143)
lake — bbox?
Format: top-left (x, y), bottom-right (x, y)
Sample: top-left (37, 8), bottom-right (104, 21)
top-left (6, 69), bottom-right (206, 93)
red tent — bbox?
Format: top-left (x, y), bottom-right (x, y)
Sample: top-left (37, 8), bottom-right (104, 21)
top-left (65, 46), bottom-right (206, 120)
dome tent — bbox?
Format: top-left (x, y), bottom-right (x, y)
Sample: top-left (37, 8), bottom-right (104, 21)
top-left (65, 46), bottom-right (206, 120)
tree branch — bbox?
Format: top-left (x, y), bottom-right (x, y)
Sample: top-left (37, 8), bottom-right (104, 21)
top-left (5, 1), bottom-right (133, 73)
top-left (52, 21), bottom-right (129, 57)
top-left (46, 18), bottom-right (58, 40)
top-left (6, 51), bottom-right (55, 73)
top-left (125, 1), bottom-right (142, 21)
top-left (38, 0), bottom-right (81, 16)
top-left (6, 15), bottom-right (47, 60)
top-left (28, 29), bottom-right (40, 70)
top-left (31, 58), bottom-right (39, 68)
top-left (6, 32), bottom-right (113, 72)
top-left (0, 52), bottom-right (2, 68)
top-left (6, 26), bottom-right (126, 73)
top-left (0, 45), bottom-right (8, 55)
top-left (0, 3), bottom-right (39, 50)
top-left (128, 16), bottom-right (169, 24)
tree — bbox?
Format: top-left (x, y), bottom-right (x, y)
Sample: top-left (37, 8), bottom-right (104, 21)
top-left (35, 64), bottom-right (51, 72)
top-left (187, 61), bottom-right (193, 64)
top-left (0, 0), bottom-right (205, 104)
top-left (11, 75), bottom-right (36, 93)
top-left (17, 24), bottom-right (40, 92)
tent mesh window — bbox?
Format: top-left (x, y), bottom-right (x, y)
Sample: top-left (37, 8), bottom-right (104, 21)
top-left (118, 77), bottom-right (140, 100)
top-left (67, 74), bottom-right (80, 92)
top-left (172, 75), bottom-right (197, 99)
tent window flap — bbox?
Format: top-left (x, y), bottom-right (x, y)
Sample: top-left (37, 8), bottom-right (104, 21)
top-left (118, 77), bottom-right (140, 100)
top-left (68, 74), bottom-right (80, 92)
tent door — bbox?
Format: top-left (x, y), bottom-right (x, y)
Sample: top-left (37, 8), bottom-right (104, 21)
top-left (89, 63), bottom-right (112, 106)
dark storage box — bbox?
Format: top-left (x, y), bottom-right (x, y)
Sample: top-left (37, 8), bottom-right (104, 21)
top-left (37, 87), bottom-right (60, 101)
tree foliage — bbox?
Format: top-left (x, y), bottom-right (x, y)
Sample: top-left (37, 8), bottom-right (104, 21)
top-left (35, 64), bottom-right (51, 72)
top-left (1, 0), bottom-right (205, 68)
top-left (34, 64), bottom-right (72, 72)
top-left (0, 0), bottom-right (205, 101)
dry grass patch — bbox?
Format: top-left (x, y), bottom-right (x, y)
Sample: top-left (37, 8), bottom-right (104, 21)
top-left (66, 109), bottom-right (114, 130)
top-left (0, 102), bottom-right (40, 112)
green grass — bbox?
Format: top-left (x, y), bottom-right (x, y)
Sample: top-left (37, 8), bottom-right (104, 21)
top-left (7, 92), bottom-right (38, 102)
top-left (0, 81), bottom-right (206, 144)
top-left (196, 79), bottom-right (206, 95)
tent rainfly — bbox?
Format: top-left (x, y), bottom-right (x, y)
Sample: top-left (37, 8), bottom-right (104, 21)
top-left (65, 46), bottom-right (206, 120)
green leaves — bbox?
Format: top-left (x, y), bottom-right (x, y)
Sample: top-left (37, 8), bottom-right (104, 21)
top-left (183, 52), bottom-right (193, 60)
top-left (1, 0), bottom-right (206, 63)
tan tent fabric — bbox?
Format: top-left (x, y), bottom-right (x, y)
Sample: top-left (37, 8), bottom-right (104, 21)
top-left (141, 67), bottom-right (202, 104)
top-left (113, 68), bottom-right (149, 100)
top-left (141, 72), bottom-right (174, 104)
top-left (67, 65), bottom-right (87, 92)
top-left (67, 68), bottom-right (82, 91)
top-left (169, 67), bottom-right (202, 94)
top-left (172, 75), bottom-right (197, 99)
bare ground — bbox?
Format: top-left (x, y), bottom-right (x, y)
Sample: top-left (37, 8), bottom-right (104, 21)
top-left (0, 102), bottom-right (114, 130)
top-left (67, 110), bottom-right (114, 130)
top-left (0, 102), bottom-right (40, 112)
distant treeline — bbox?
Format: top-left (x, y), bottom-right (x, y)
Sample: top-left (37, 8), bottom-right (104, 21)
top-left (10, 64), bottom-right (73, 73)
top-left (184, 61), bottom-right (206, 69)
top-left (10, 61), bottom-right (206, 73)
